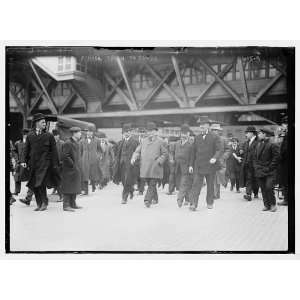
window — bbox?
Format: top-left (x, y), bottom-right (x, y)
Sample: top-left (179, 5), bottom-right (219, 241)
top-left (65, 57), bottom-right (71, 70)
top-left (58, 56), bottom-right (63, 72)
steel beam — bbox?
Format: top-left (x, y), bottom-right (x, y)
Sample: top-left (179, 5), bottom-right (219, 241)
top-left (251, 73), bottom-right (283, 104)
top-left (70, 82), bottom-right (87, 111)
top-left (140, 69), bottom-right (175, 110)
top-left (194, 61), bottom-right (234, 104)
top-left (58, 92), bottom-right (76, 114)
top-left (171, 56), bottom-right (189, 105)
top-left (9, 89), bottom-right (24, 114)
top-left (197, 58), bottom-right (245, 105)
top-left (59, 103), bottom-right (287, 119)
top-left (237, 56), bottom-right (249, 103)
top-left (144, 63), bottom-right (185, 108)
top-left (103, 72), bottom-right (136, 110)
top-left (29, 60), bottom-right (58, 114)
top-left (116, 56), bottom-right (138, 109)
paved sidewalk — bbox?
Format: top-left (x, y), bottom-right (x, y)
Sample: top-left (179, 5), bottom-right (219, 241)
top-left (9, 181), bottom-right (288, 252)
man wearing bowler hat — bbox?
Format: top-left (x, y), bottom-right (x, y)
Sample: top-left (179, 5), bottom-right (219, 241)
top-left (113, 123), bottom-right (140, 204)
top-left (170, 124), bottom-right (194, 207)
top-left (61, 127), bottom-right (82, 212)
top-left (21, 113), bottom-right (60, 211)
top-left (131, 121), bottom-right (168, 207)
top-left (188, 116), bottom-right (222, 210)
top-left (253, 128), bottom-right (280, 212)
top-left (240, 126), bottom-right (259, 201)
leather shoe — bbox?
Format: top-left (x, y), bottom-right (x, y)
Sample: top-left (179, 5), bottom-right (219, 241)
top-left (63, 207), bottom-right (75, 212)
top-left (144, 201), bottom-right (151, 208)
top-left (34, 206), bottom-right (41, 211)
top-left (152, 199), bottom-right (158, 205)
top-left (129, 191), bottom-right (134, 199)
top-left (189, 206), bottom-right (196, 211)
top-left (243, 195), bottom-right (252, 201)
top-left (10, 197), bottom-right (16, 205)
top-left (121, 199), bottom-right (127, 204)
top-left (177, 199), bottom-right (183, 208)
top-left (73, 205), bottom-right (82, 209)
top-left (270, 205), bottom-right (277, 212)
top-left (278, 200), bottom-right (288, 206)
top-left (254, 194), bottom-right (259, 199)
top-left (19, 198), bottom-right (31, 206)
top-left (207, 204), bottom-right (214, 209)
top-left (262, 206), bottom-right (270, 211)
top-left (39, 203), bottom-right (47, 211)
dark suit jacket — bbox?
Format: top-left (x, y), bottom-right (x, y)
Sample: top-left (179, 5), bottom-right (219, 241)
top-left (189, 132), bottom-right (222, 174)
top-left (61, 138), bottom-right (81, 194)
top-left (13, 139), bottom-right (29, 182)
top-left (171, 140), bottom-right (194, 175)
top-left (22, 130), bottom-right (60, 189)
top-left (253, 139), bottom-right (280, 178)
top-left (113, 137), bottom-right (139, 185)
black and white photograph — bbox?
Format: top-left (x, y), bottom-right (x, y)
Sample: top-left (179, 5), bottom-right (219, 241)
top-left (5, 45), bottom-right (295, 253)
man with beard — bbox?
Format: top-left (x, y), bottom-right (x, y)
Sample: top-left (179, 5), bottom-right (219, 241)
top-left (21, 113), bottom-right (60, 211)
top-left (79, 125), bottom-right (101, 195)
top-left (61, 127), bottom-right (82, 212)
top-left (240, 126), bottom-right (259, 201)
top-left (113, 123), bottom-right (139, 204)
top-left (188, 116), bottom-right (222, 211)
top-left (253, 128), bottom-right (280, 212)
top-left (13, 128), bottom-right (34, 206)
top-left (131, 122), bottom-right (168, 208)
top-left (170, 124), bottom-right (194, 207)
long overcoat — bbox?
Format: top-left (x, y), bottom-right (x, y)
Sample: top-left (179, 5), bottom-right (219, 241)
top-left (132, 136), bottom-right (168, 179)
top-left (13, 139), bottom-right (29, 182)
top-left (189, 132), bottom-right (222, 174)
top-left (79, 137), bottom-right (102, 182)
top-left (61, 137), bottom-right (81, 194)
top-left (22, 130), bottom-right (60, 190)
top-left (98, 142), bottom-right (115, 180)
top-left (239, 138), bottom-right (259, 187)
top-left (226, 145), bottom-right (242, 178)
top-left (215, 136), bottom-right (231, 186)
top-left (113, 137), bottom-right (139, 185)
top-left (253, 139), bottom-right (280, 178)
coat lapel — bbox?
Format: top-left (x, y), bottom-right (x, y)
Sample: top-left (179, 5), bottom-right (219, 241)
top-left (257, 141), bottom-right (267, 158)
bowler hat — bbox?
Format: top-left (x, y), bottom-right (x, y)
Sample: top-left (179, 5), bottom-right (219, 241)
top-left (245, 126), bottom-right (257, 133)
top-left (97, 131), bottom-right (107, 138)
top-left (180, 124), bottom-right (190, 134)
top-left (198, 116), bottom-right (212, 124)
top-left (22, 128), bottom-right (30, 134)
top-left (70, 126), bottom-right (81, 133)
top-left (259, 128), bottom-right (274, 137)
top-left (32, 113), bottom-right (46, 123)
top-left (146, 121), bottom-right (158, 131)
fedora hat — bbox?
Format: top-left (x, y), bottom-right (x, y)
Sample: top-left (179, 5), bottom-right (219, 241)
top-left (210, 123), bottom-right (223, 131)
top-left (32, 113), bottom-right (46, 123)
top-left (122, 123), bottom-right (132, 133)
top-left (245, 126), bottom-right (257, 133)
top-left (70, 127), bottom-right (81, 133)
top-left (258, 128), bottom-right (274, 137)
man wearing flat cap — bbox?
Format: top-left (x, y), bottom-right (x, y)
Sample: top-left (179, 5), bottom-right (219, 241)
top-left (253, 128), bottom-right (280, 212)
top-left (113, 123), bottom-right (140, 204)
top-left (61, 127), bottom-right (82, 212)
top-left (240, 126), bottom-right (259, 201)
top-left (169, 124), bottom-right (194, 207)
top-left (21, 113), bottom-right (60, 211)
top-left (13, 128), bottom-right (34, 205)
top-left (131, 121), bottom-right (168, 207)
top-left (79, 124), bottom-right (101, 194)
top-left (188, 117), bottom-right (222, 210)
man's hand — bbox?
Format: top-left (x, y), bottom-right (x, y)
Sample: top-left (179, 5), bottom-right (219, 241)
top-left (130, 158), bottom-right (135, 165)
top-left (189, 166), bottom-right (193, 174)
top-left (21, 163), bottom-right (27, 168)
top-left (209, 158), bottom-right (216, 164)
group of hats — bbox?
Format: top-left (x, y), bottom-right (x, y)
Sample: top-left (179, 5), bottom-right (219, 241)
top-left (245, 126), bottom-right (274, 137)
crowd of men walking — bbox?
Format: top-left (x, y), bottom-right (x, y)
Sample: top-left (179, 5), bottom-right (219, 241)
top-left (9, 113), bottom-right (289, 213)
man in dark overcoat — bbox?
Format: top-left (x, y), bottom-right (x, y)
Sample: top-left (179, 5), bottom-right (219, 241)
top-left (79, 125), bottom-right (101, 195)
top-left (226, 137), bottom-right (242, 193)
top-left (61, 127), bottom-right (82, 212)
top-left (166, 136), bottom-right (178, 195)
top-left (253, 128), bottom-right (280, 212)
top-left (278, 116), bottom-right (288, 206)
top-left (21, 113), bottom-right (60, 211)
top-left (131, 122), bottom-right (168, 208)
top-left (188, 116), bottom-right (222, 211)
top-left (240, 126), bottom-right (259, 201)
top-left (13, 128), bottom-right (34, 206)
top-left (113, 123), bottom-right (139, 204)
top-left (52, 129), bottom-right (64, 201)
top-left (170, 124), bottom-right (194, 207)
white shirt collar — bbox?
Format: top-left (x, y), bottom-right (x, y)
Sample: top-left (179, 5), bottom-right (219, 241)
top-left (249, 136), bottom-right (256, 145)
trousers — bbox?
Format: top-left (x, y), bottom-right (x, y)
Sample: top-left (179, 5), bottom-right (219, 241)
top-left (257, 176), bottom-right (276, 208)
top-left (144, 178), bottom-right (158, 203)
top-left (33, 184), bottom-right (48, 207)
top-left (189, 172), bottom-right (215, 208)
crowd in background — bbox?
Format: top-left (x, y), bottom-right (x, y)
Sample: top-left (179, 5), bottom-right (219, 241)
top-left (9, 113), bottom-right (289, 212)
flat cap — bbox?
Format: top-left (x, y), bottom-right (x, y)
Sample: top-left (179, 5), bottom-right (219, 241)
top-left (70, 126), bottom-right (81, 133)
top-left (245, 126), bottom-right (257, 133)
top-left (259, 128), bottom-right (274, 137)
